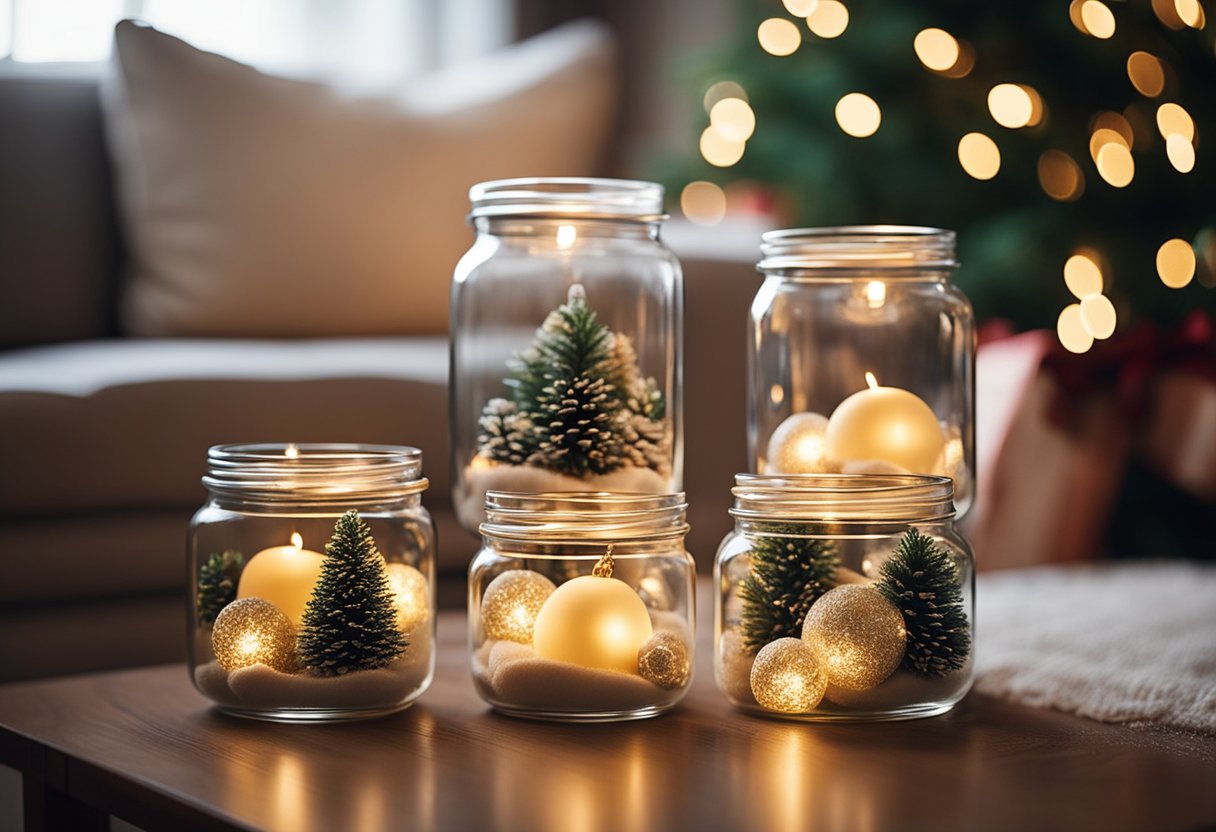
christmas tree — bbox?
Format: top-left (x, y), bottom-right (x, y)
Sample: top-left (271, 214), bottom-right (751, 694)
top-left (298, 511), bottom-right (406, 676)
top-left (739, 525), bottom-right (839, 652)
top-left (196, 550), bottom-right (243, 625)
top-left (477, 285), bottom-right (670, 477)
top-left (876, 528), bottom-right (971, 677)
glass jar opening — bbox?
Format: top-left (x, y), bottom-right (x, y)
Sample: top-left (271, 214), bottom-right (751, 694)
top-left (730, 473), bottom-right (955, 523)
top-left (480, 491), bottom-right (689, 544)
top-left (468, 177), bottom-right (667, 222)
top-left (758, 225), bottom-right (958, 273)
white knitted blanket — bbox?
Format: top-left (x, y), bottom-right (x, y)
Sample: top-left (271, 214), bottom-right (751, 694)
top-left (975, 562), bottom-right (1216, 733)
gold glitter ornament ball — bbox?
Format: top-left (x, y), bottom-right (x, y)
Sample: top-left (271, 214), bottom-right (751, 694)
top-left (638, 631), bottom-right (691, 689)
top-left (749, 637), bottom-right (827, 713)
top-left (765, 412), bottom-right (830, 473)
top-left (481, 569), bottom-right (557, 643)
top-left (212, 597), bottom-right (298, 673)
top-left (801, 585), bottom-right (906, 691)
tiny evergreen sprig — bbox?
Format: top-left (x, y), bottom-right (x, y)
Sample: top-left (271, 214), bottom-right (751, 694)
top-left (298, 511), bottom-right (406, 676)
top-left (196, 550), bottom-right (243, 625)
top-left (739, 525), bottom-right (839, 653)
top-left (876, 528), bottom-right (971, 677)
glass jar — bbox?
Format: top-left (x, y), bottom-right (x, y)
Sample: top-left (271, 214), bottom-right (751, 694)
top-left (469, 491), bottom-right (695, 722)
top-left (715, 474), bottom-right (974, 721)
top-left (749, 226), bottom-right (975, 516)
top-left (188, 443), bottom-right (436, 722)
top-left (450, 177), bottom-right (683, 534)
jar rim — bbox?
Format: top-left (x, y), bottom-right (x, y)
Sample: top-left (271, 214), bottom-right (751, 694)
top-left (758, 225), bottom-right (959, 272)
top-left (730, 473), bottom-right (955, 523)
top-left (480, 491), bottom-right (689, 544)
top-left (468, 177), bottom-right (668, 221)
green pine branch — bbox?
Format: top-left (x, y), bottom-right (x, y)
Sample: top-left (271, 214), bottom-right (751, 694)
top-left (739, 525), bottom-right (839, 653)
top-left (196, 550), bottom-right (243, 625)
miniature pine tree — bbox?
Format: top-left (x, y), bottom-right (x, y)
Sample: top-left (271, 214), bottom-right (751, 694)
top-left (297, 511), bottom-right (406, 676)
top-left (876, 528), bottom-right (971, 677)
top-left (196, 550), bottom-right (243, 625)
top-left (739, 526), bottom-right (839, 653)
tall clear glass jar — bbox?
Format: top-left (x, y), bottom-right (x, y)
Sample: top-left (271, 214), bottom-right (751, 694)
top-left (188, 443), bottom-right (435, 722)
top-left (750, 226), bottom-right (975, 516)
top-left (715, 474), bottom-right (974, 721)
top-left (469, 491), bottom-right (695, 722)
top-left (450, 177), bottom-right (683, 534)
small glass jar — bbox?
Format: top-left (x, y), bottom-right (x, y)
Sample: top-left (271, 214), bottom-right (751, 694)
top-left (749, 226), bottom-right (976, 516)
top-left (715, 474), bottom-right (974, 721)
top-left (450, 177), bottom-right (683, 534)
top-left (188, 443), bottom-right (436, 722)
top-left (469, 491), bottom-right (695, 721)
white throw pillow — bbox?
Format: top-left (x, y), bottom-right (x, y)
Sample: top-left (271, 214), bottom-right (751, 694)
top-left (102, 19), bottom-right (617, 337)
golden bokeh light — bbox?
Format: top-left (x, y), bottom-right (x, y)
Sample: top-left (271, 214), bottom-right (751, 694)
top-left (1095, 142), bottom-right (1135, 187)
top-left (1057, 304), bottom-right (1095, 354)
top-left (1080, 294), bottom-right (1118, 339)
top-left (835, 93), bottom-right (881, 138)
top-left (941, 40), bottom-right (976, 78)
top-left (1127, 52), bottom-right (1166, 97)
top-left (710, 97), bottom-right (756, 142)
top-left (782, 0), bottom-right (820, 17)
top-left (1153, 0), bottom-right (1187, 28)
top-left (680, 181), bottom-right (728, 226)
top-left (807, 0), bottom-right (849, 38)
top-left (1039, 150), bottom-right (1085, 201)
top-left (1080, 0), bottom-right (1117, 38)
top-left (988, 84), bottom-right (1036, 129)
top-left (1069, 0), bottom-right (1090, 32)
top-left (1090, 128), bottom-right (1129, 161)
top-left (914, 28), bottom-right (960, 72)
top-left (1176, 0), bottom-right (1204, 27)
top-left (1166, 134), bottom-right (1196, 172)
top-left (703, 80), bottom-right (748, 114)
top-left (700, 126), bottom-right (746, 167)
top-left (1157, 238), bottom-right (1196, 288)
top-left (1064, 253), bottom-right (1104, 298)
top-left (958, 132), bottom-right (1001, 180)
top-left (1091, 111), bottom-right (1135, 147)
top-left (1156, 102), bottom-right (1195, 141)
top-left (758, 18), bottom-right (802, 56)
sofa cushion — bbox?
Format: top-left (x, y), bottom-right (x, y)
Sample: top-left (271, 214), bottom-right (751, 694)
top-left (101, 19), bottom-right (617, 338)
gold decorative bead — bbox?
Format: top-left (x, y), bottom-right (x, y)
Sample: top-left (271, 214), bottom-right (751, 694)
top-left (749, 637), bottom-right (827, 713)
top-left (801, 585), bottom-right (906, 691)
top-left (638, 631), bottom-right (691, 689)
top-left (481, 569), bottom-right (556, 643)
top-left (212, 597), bottom-right (298, 673)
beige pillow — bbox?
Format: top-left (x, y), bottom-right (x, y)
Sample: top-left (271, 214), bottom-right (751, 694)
top-left (102, 20), bottom-right (617, 337)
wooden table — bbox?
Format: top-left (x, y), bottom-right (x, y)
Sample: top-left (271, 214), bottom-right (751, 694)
top-left (2, 608), bottom-right (1215, 832)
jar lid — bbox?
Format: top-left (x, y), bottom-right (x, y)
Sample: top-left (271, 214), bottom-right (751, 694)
top-left (758, 226), bottom-right (958, 272)
top-left (203, 443), bottom-right (429, 504)
top-left (480, 491), bottom-right (689, 544)
top-left (468, 177), bottom-right (668, 221)
top-left (730, 473), bottom-right (955, 523)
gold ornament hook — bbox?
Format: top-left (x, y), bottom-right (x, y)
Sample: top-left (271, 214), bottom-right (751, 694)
top-left (592, 544), bottom-right (615, 578)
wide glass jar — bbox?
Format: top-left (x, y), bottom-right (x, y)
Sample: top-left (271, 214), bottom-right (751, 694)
top-left (450, 177), bottom-right (683, 533)
top-left (715, 474), bottom-right (974, 721)
top-left (749, 226), bottom-right (975, 516)
top-left (188, 443), bottom-right (436, 722)
top-left (469, 491), bottom-right (695, 721)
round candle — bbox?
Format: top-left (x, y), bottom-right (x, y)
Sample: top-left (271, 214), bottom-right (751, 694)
top-left (236, 533), bottom-right (326, 628)
top-left (532, 551), bottom-right (653, 674)
top-left (825, 373), bottom-right (945, 474)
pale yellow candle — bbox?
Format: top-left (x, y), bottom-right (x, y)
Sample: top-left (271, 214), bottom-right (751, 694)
top-left (237, 532), bottom-right (326, 628)
top-left (825, 373), bottom-right (945, 474)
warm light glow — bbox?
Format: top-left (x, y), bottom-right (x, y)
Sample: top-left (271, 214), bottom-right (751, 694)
top-left (703, 80), bottom-right (748, 113)
top-left (1157, 238), bottom-right (1196, 288)
top-left (532, 574), bottom-right (653, 674)
top-left (770, 384), bottom-right (785, 405)
top-left (1080, 0), bottom-right (1117, 38)
top-left (941, 40), bottom-right (976, 78)
top-left (1057, 304), bottom-right (1094, 354)
top-left (284, 443), bottom-right (299, 459)
top-left (1095, 142), bottom-right (1135, 187)
top-left (1080, 294), bottom-right (1117, 339)
top-left (1069, 0), bottom-right (1091, 32)
top-left (385, 562), bottom-right (430, 632)
top-left (1156, 102), bottom-right (1195, 141)
top-left (1167, 134), bottom-right (1196, 173)
top-left (710, 97), bottom-right (756, 142)
top-left (1127, 52), bottom-right (1166, 97)
top-left (825, 380), bottom-right (945, 475)
top-left (806, 0), bottom-right (849, 38)
top-left (290, 532), bottom-right (303, 550)
top-left (1064, 253), bottom-right (1104, 298)
top-left (700, 126), bottom-right (746, 167)
top-left (914, 28), bottom-right (960, 72)
top-left (765, 412), bottom-right (829, 473)
top-left (834, 93), bottom-right (881, 138)
top-left (988, 83), bottom-right (1035, 128)
top-left (1090, 128), bottom-right (1130, 161)
top-left (680, 181), bottom-right (728, 226)
top-left (1091, 111), bottom-right (1134, 147)
top-left (758, 17), bottom-right (802, 56)
top-left (238, 536), bottom-right (326, 628)
top-left (958, 132), bottom-right (1001, 180)
top-left (1153, 0), bottom-right (1187, 29)
top-left (1038, 150), bottom-right (1085, 201)
top-left (865, 280), bottom-right (886, 308)
top-left (1176, 0), bottom-right (1204, 27)
top-left (556, 225), bottom-right (577, 250)
top-left (864, 371), bottom-right (879, 389)
top-left (782, 0), bottom-right (820, 17)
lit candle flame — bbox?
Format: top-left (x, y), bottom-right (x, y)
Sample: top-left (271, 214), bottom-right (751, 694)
top-left (290, 532), bottom-right (303, 550)
top-left (285, 443), bottom-right (299, 459)
top-left (865, 372), bottom-right (879, 389)
top-left (865, 280), bottom-right (886, 308)
top-left (556, 225), bottom-right (577, 250)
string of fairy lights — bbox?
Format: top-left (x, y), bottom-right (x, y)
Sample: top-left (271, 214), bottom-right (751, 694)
top-left (682, 0), bottom-right (1210, 353)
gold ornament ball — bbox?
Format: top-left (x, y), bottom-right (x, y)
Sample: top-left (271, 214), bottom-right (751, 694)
top-left (481, 569), bottom-right (556, 643)
top-left (638, 631), bottom-right (691, 689)
top-left (801, 585), bottom-right (906, 691)
top-left (749, 637), bottom-right (827, 713)
top-left (385, 562), bottom-right (430, 632)
top-left (212, 597), bottom-right (298, 673)
top-left (765, 412), bottom-right (830, 473)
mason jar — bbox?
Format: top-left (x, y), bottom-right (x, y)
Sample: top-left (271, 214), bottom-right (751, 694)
top-left (749, 226), bottom-right (975, 516)
top-left (715, 474), bottom-right (974, 721)
top-left (188, 443), bottom-right (435, 722)
top-left (450, 177), bottom-right (683, 534)
top-left (469, 491), bottom-right (695, 721)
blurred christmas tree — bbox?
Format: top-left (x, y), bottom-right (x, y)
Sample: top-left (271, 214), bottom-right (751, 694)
top-left (666, 0), bottom-right (1215, 341)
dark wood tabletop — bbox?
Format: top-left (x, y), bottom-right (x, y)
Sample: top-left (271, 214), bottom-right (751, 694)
top-left (3, 605), bottom-right (1215, 832)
